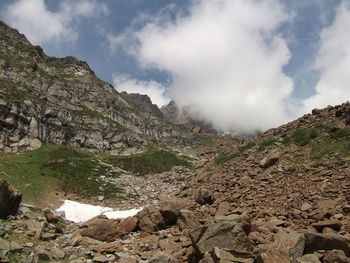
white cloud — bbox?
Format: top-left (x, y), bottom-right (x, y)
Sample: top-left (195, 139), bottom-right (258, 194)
top-left (3, 0), bottom-right (107, 45)
top-left (111, 0), bottom-right (295, 134)
top-left (302, 1), bottom-right (350, 112)
top-left (112, 74), bottom-right (170, 107)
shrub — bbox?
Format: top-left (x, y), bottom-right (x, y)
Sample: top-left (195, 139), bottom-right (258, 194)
top-left (331, 128), bottom-right (350, 139)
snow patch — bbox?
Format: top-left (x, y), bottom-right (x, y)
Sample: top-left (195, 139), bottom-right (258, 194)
top-left (56, 200), bottom-right (142, 223)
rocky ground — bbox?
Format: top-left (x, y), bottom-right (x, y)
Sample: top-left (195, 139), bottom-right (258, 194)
top-left (1, 102), bottom-right (350, 263)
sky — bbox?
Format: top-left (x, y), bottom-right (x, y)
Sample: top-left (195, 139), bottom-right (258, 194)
top-left (1, 0), bottom-right (349, 134)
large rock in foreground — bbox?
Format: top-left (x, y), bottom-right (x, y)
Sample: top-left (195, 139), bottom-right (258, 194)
top-left (190, 213), bottom-right (254, 262)
top-left (0, 180), bottom-right (22, 219)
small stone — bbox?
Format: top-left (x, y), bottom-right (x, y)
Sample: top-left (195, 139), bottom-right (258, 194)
top-left (301, 202), bottom-right (312, 212)
top-left (50, 247), bottom-right (65, 259)
top-left (93, 254), bottom-right (109, 263)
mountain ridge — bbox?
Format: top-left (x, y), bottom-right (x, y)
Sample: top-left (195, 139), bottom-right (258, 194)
top-left (0, 20), bottom-right (193, 154)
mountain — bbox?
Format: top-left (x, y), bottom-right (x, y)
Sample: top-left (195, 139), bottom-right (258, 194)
top-left (161, 100), bottom-right (217, 134)
top-left (0, 21), bottom-right (192, 154)
top-left (1, 20), bottom-right (350, 263)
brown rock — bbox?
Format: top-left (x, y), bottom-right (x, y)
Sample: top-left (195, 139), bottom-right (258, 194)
top-left (190, 214), bottom-right (253, 260)
top-left (301, 202), bottom-right (313, 212)
top-left (119, 216), bottom-right (138, 233)
top-left (40, 232), bottom-right (59, 241)
top-left (212, 247), bottom-right (254, 263)
top-left (178, 209), bottom-right (200, 230)
top-left (272, 229), bottom-right (305, 262)
top-left (296, 254), bottom-right (321, 263)
top-left (195, 189), bottom-right (214, 205)
top-left (312, 220), bottom-right (341, 232)
top-left (304, 232), bottom-right (350, 256)
top-left (323, 250), bottom-right (350, 263)
top-left (259, 150), bottom-right (281, 168)
top-left (137, 206), bottom-right (166, 233)
top-left (80, 216), bottom-right (122, 242)
top-left (215, 202), bottom-right (231, 216)
top-left (258, 249), bottom-right (290, 263)
top-left (93, 254), bottom-right (109, 263)
top-left (25, 219), bottom-right (46, 239)
top-left (89, 242), bottom-right (123, 253)
top-left (0, 180), bottom-right (22, 219)
top-left (44, 210), bottom-right (58, 223)
top-left (159, 238), bottom-right (182, 253)
top-left (159, 200), bottom-right (180, 225)
top-left (70, 232), bottom-right (89, 246)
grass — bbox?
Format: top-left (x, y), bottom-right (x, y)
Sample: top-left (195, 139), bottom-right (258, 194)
top-left (257, 138), bottom-right (278, 151)
top-left (103, 149), bottom-right (189, 175)
top-left (215, 151), bottom-right (240, 164)
top-left (282, 128), bottom-right (319, 147)
top-left (0, 144), bottom-right (122, 205)
top-left (195, 133), bottom-right (217, 147)
top-left (215, 141), bottom-right (256, 164)
top-left (331, 128), bottom-right (350, 139)
top-left (311, 137), bottom-right (350, 163)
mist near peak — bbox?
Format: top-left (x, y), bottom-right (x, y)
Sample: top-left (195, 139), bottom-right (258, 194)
top-left (113, 0), bottom-right (296, 134)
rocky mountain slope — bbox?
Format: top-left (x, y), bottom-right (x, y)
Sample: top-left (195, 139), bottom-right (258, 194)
top-left (1, 101), bottom-right (350, 263)
top-left (0, 21), bottom-right (192, 154)
top-left (1, 20), bottom-right (350, 263)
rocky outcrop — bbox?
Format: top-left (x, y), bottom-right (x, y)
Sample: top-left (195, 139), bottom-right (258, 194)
top-left (0, 180), bottom-right (22, 219)
top-left (120, 92), bottom-right (164, 118)
top-left (190, 213), bottom-right (254, 262)
top-left (0, 21), bottom-right (192, 154)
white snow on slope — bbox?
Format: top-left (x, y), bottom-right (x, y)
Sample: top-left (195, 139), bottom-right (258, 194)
top-left (56, 200), bottom-right (142, 223)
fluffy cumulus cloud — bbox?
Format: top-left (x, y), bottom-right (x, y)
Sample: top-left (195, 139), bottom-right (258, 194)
top-left (112, 0), bottom-right (295, 134)
top-left (302, 2), bottom-right (350, 112)
top-left (2, 0), bottom-right (107, 45)
top-left (113, 75), bottom-right (170, 107)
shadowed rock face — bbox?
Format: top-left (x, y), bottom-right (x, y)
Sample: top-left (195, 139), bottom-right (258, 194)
top-left (0, 180), bottom-right (22, 219)
top-left (0, 21), bottom-right (192, 154)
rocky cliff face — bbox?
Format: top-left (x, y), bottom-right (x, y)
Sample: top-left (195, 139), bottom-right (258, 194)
top-left (0, 21), bottom-right (192, 154)
top-left (120, 92), bottom-right (164, 119)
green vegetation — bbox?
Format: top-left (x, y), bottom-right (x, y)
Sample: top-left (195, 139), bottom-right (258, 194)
top-left (0, 144), bottom-right (122, 205)
top-left (282, 128), bottom-right (319, 147)
top-left (311, 137), bottom-right (350, 164)
top-left (215, 141), bottom-right (256, 164)
top-left (103, 149), bottom-right (189, 174)
top-left (215, 151), bottom-right (240, 164)
top-left (238, 142), bottom-right (256, 152)
top-left (331, 128), bottom-right (350, 139)
top-left (195, 133), bottom-right (218, 147)
top-left (257, 138), bottom-right (278, 151)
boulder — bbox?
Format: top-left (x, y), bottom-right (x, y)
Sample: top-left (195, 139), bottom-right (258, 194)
top-left (178, 209), bottom-right (200, 230)
top-left (159, 201), bottom-right (180, 225)
top-left (190, 214), bottom-right (253, 261)
top-left (80, 216), bottom-right (123, 242)
top-left (323, 250), bottom-right (349, 263)
top-left (258, 229), bottom-right (305, 263)
top-left (311, 220), bottom-right (341, 232)
top-left (195, 189), bottom-right (214, 205)
top-left (0, 180), bottom-right (22, 219)
top-left (304, 232), bottom-right (350, 256)
top-left (260, 150), bottom-right (281, 168)
top-left (137, 206), bottom-right (166, 233)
